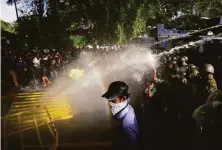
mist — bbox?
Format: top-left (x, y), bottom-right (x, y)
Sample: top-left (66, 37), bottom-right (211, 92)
top-left (44, 45), bottom-right (158, 128)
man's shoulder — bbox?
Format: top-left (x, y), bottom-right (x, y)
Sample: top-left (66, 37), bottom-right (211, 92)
top-left (122, 105), bottom-right (136, 124)
top-left (207, 74), bottom-right (215, 79)
top-left (207, 75), bottom-right (216, 84)
top-left (126, 105), bottom-right (136, 115)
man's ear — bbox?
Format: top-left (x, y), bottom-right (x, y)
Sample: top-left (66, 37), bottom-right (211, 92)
top-left (123, 96), bottom-right (127, 101)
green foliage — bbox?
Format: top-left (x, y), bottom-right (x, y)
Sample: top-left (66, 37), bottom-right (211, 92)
top-left (69, 35), bottom-right (88, 48)
top-left (195, 0), bottom-right (222, 18)
top-left (132, 6), bottom-right (147, 39)
top-left (1, 20), bottom-right (19, 49)
top-left (116, 23), bottom-right (127, 45)
top-left (1, 20), bottom-right (16, 33)
top-left (68, 23), bottom-right (77, 31)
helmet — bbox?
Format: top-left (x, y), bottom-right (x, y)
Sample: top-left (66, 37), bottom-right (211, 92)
top-left (180, 67), bottom-right (187, 76)
top-left (172, 61), bottom-right (177, 65)
top-left (204, 63), bottom-right (214, 74)
top-left (207, 31), bottom-right (214, 36)
top-left (189, 68), bottom-right (200, 80)
top-left (180, 57), bottom-right (186, 62)
top-left (188, 64), bottom-right (198, 73)
top-left (184, 56), bottom-right (188, 62)
top-left (189, 64), bottom-right (196, 69)
top-left (172, 56), bottom-right (177, 61)
top-left (102, 81), bottom-right (130, 100)
top-left (182, 61), bottom-right (188, 66)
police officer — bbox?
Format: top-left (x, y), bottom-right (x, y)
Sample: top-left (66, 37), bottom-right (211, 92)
top-left (192, 91), bottom-right (222, 150)
top-left (172, 56), bottom-right (177, 62)
top-left (203, 64), bottom-right (217, 100)
top-left (102, 81), bottom-right (139, 150)
top-left (181, 70), bottom-right (188, 84)
top-left (188, 67), bottom-right (201, 83)
top-left (171, 64), bottom-right (180, 80)
top-left (179, 56), bottom-right (188, 67)
top-left (162, 60), bottom-right (173, 81)
top-left (184, 56), bottom-right (188, 62)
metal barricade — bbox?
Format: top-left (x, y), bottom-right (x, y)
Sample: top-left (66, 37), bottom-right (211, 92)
top-left (2, 92), bottom-right (73, 150)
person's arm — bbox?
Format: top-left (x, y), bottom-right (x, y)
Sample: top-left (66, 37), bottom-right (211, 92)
top-left (153, 67), bottom-right (157, 80)
top-left (33, 58), bottom-right (37, 67)
top-left (145, 83), bottom-right (154, 98)
top-left (122, 112), bottom-right (139, 147)
top-left (32, 58), bottom-right (36, 64)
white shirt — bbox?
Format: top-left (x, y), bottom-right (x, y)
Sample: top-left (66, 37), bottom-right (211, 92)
top-left (33, 57), bottom-right (41, 68)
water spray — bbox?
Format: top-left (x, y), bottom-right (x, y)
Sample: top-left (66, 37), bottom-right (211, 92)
top-left (157, 35), bottom-right (222, 57)
top-left (152, 25), bottom-right (222, 47)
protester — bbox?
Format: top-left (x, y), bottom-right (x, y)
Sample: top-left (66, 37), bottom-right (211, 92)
top-left (102, 81), bottom-right (139, 150)
top-left (40, 54), bottom-right (51, 87)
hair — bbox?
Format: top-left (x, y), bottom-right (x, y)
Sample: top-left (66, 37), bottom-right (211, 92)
top-left (118, 94), bottom-right (129, 100)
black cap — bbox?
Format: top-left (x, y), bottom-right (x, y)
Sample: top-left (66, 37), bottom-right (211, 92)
top-left (102, 81), bottom-right (130, 100)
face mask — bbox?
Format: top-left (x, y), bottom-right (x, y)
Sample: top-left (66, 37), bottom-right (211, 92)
top-left (108, 100), bottom-right (128, 116)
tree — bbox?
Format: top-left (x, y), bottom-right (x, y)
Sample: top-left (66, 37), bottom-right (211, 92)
top-left (195, 0), bottom-right (222, 18)
top-left (132, 5), bottom-right (147, 39)
top-left (6, 0), bottom-right (222, 49)
top-left (1, 20), bottom-right (16, 33)
top-left (69, 35), bottom-right (88, 49)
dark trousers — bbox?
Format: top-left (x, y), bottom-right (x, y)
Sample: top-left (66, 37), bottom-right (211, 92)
top-left (50, 69), bottom-right (57, 80)
top-left (34, 67), bottom-right (41, 82)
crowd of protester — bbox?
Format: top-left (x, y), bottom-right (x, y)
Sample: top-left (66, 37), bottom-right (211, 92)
top-left (1, 44), bottom-right (127, 94)
top-left (1, 48), bottom-right (80, 93)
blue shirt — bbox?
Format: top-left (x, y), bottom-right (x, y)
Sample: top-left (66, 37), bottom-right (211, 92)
top-left (113, 103), bottom-right (139, 149)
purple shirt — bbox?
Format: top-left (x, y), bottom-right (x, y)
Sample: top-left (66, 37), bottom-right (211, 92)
top-left (115, 103), bottom-right (139, 146)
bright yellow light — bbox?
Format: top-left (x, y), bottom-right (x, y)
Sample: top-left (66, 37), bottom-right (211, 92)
top-left (68, 69), bottom-right (84, 80)
top-left (4, 92), bottom-right (73, 135)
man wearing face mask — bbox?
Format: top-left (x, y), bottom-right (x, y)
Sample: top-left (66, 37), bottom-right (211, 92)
top-left (102, 81), bottom-right (139, 150)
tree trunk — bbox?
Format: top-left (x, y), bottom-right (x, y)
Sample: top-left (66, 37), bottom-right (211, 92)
top-left (13, 0), bottom-right (19, 20)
